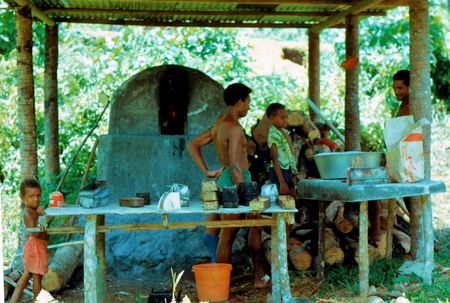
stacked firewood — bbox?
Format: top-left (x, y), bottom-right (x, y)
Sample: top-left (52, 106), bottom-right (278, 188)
top-left (262, 199), bottom-right (411, 271)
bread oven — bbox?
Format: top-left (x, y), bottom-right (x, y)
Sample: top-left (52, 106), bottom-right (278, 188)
top-left (97, 65), bottom-right (225, 277)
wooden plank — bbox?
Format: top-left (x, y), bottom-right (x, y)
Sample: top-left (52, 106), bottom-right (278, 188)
top-left (30, 219), bottom-right (277, 235)
top-left (297, 179), bottom-right (446, 202)
top-left (84, 215), bottom-right (106, 303)
top-left (358, 201), bottom-right (369, 297)
top-left (45, 203), bottom-right (297, 217)
top-left (386, 199), bottom-right (395, 259)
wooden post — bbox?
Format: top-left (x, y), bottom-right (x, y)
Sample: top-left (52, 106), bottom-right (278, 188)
top-left (44, 24), bottom-right (60, 182)
top-left (317, 201), bottom-right (326, 279)
top-left (386, 199), bottom-right (395, 259)
top-left (410, 0), bottom-right (432, 267)
top-left (344, 15), bottom-right (360, 151)
top-left (359, 201), bottom-right (369, 297)
top-left (16, 5), bottom-right (38, 179)
top-left (276, 214), bottom-right (291, 302)
top-left (271, 214), bottom-right (281, 301)
top-left (308, 30), bottom-right (320, 122)
top-left (84, 215), bottom-right (106, 303)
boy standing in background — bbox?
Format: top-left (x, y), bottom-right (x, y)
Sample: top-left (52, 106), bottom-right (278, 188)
top-left (10, 179), bottom-right (48, 302)
top-left (266, 103), bottom-right (298, 198)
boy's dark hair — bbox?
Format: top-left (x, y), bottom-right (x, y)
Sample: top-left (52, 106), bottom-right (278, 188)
top-left (266, 103), bottom-right (286, 118)
top-left (20, 178), bottom-right (41, 196)
top-left (393, 70), bottom-right (410, 86)
top-left (224, 83), bottom-right (252, 106)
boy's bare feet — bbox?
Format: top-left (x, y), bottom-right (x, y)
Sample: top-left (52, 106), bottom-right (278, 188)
top-left (254, 274), bottom-right (271, 289)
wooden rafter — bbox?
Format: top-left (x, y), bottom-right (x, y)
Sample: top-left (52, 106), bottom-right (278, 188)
top-left (44, 8), bottom-right (385, 18)
top-left (310, 0), bottom-right (386, 33)
top-left (14, 0), bottom-right (55, 26)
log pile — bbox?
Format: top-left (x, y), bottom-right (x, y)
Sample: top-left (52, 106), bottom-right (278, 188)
top-left (261, 199), bottom-right (412, 271)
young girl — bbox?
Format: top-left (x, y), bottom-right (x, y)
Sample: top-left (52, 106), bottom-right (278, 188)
top-left (10, 179), bottom-right (49, 302)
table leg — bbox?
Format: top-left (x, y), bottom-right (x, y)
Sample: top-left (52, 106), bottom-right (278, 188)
top-left (84, 215), bottom-right (106, 303)
top-left (421, 195), bottom-right (434, 284)
top-left (386, 199), bottom-right (396, 259)
top-left (271, 213), bottom-right (292, 303)
top-left (271, 214), bottom-right (281, 302)
top-left (317, 201), bottom-right (326, 279)
top-left (359, 201), bottom-right (369, 298)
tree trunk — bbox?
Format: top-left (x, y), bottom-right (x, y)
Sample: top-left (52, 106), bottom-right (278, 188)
top-left (344, 15), bottom-right (360, 151)
top-left (308, 30), bottom-right (320, 122)
top-left (16, 5), bottom-right (38, 179)
top-left (43, 245), bottom-right (83, 292)
top-left (410, 0), bottom-right (432, 266)
top-left (5, 6), bottom-right (38, 298)
top-left (44, 24), bottom-right (60, 182)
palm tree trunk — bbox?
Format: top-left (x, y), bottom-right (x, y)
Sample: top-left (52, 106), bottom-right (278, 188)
top-left (44, 24), bottom-right (60, 182)
top-left (16, 5), bottom-right (38, 179)
top-left (308, 30), bottom-right (320, 122)
top-left (344, 15), bottom-right (360, 151)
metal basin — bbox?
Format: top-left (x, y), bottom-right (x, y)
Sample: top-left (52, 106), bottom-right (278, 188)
top-left (313, 151), bottom-right (384, 179)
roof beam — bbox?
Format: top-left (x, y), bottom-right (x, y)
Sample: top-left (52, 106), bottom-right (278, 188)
top-left (14, 0), bottom-right (55, 26)
top-left (105, 0), bottom-right (406, 6)
top-left (54, 17), bottom-right (347, 28)
top-left (310, 0), bottom-right (385, 33)
top-left (44, 8), bottom-right (386, 18)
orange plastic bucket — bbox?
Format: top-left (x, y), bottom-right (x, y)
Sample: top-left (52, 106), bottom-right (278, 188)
top-left (192, 263), bottom-right (232, 302)
top-left (49, 191), bottom-right (64, 208)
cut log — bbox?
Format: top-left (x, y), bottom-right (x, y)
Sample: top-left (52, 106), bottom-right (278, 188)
top-left (289, 245), bottom-right (312, 271)
top-left (376, 229), bottom-right (388, 259)
top-left (42, 244), bottom-right (82, 292)
top-left (325, 201), bottom-right (344, 223)
top-left (393, 228), bottom-right (411, 254)
top-left (334, 206), bottom-right (353, 234)
top-left (324, 228), bottom-right (344, 265)
top-left (347, 237), bottom-right (378, 265)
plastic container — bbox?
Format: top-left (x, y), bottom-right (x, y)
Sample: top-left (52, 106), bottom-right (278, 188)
top-left (49, 191), bottom-right (64, 208)
top-left (313, 151), bottom-right (383, 179)
top-left (192, 263), bottom-right (232, 302)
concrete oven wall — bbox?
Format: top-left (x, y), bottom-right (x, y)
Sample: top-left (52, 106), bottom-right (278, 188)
top-left (97, 65), bottom-right (226, 278)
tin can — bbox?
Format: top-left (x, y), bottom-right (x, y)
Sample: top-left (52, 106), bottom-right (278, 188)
top-left (49, 191), bottom-right (64, 208)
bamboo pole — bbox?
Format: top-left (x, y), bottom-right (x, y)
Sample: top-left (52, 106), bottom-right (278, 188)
top-left (344, 15), bottom-right (360, 151)
top-left (308, 30), bottom-right (320, 122)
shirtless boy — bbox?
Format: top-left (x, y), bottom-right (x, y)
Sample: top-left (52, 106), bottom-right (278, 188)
top-left (10, 179), bottom-right (49, 302)
top-left (188, 83), bottom-right (268, 288)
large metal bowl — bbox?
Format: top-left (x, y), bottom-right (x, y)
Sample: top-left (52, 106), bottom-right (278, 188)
top-left (313, 151), bottom-right (384, 179)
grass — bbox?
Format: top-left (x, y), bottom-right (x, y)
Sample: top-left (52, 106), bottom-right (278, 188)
top-left (312, 230), bottom-right (450, 303)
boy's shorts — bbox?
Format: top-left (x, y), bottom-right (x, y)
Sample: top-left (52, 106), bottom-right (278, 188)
top-left (23, 237), bottom-right (48, 275)
top-left (217, 167), bottom-right (251, 190)
top-left (269, 167), bottom-right (295, 189)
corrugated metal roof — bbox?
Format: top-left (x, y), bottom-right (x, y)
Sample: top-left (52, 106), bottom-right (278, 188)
top-left (5, 0), bottom-right (407, 28)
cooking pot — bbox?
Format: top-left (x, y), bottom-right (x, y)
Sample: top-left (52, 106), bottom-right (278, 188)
top-left (313, 151), bottom-right (383, 179)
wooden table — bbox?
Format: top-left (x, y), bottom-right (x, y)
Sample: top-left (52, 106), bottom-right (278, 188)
top-left (34, 203), bottom-right (297, 303)
top-left (298, 179), bottom-right (446, 297)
